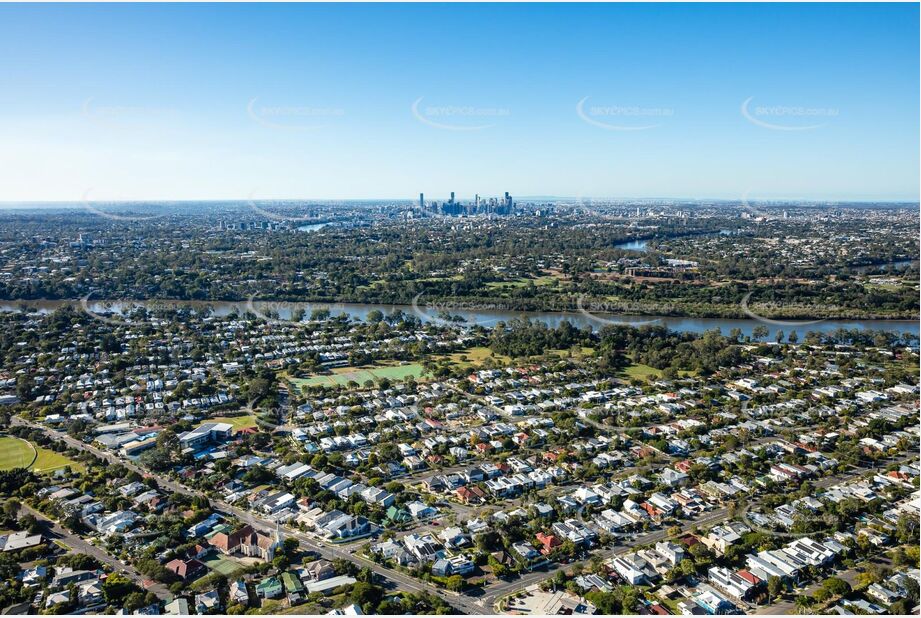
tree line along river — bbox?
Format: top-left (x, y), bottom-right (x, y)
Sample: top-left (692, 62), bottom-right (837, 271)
top-left (0, 299), bottom-right (917, 341)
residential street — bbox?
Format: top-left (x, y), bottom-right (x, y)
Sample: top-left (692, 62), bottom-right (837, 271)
top-left (12, 416), bottom-right (487, 615)
top-left (18, 503), bottom-right (173, 601)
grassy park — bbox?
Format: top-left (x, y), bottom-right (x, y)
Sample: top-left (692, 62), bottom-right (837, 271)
top-left (437, 346), bottom-right (511, 369)
top-left (200, 415), bottom-right (259, 431)
top-left (0, 436), bottom-right (83, 474)
top-left (621, 362), bottom-right (697, 380)
top-left (287, 362), bottom-right (427, 389)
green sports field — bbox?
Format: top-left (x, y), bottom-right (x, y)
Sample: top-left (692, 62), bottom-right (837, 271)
top-left (0, 436), bottom-right (84, 474)
top-left (199, 415), bottom-right (258, 431)
top-left (288, 363), bottom-right (427, 388)
top-left (0, 437), bottom-right (37, 470)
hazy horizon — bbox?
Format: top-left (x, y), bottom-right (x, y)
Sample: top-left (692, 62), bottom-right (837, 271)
top-left (0, 196), bottom-right (918, 210)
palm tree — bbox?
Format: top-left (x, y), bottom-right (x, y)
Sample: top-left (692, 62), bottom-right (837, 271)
top-left (794, 595), bottom-right (813, 615)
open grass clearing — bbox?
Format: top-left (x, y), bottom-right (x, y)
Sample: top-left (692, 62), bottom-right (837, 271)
top-left (32, 447), bottom-right (85, 473)
top-left (620, 362), bottom-right (697, 380)
top-left (200, 415), bottom-right (258, 431)
top-left (484, 275), bottom-right (560, 289)
top-left (287, 362), bottom-right (427, 389)
top-left (436, 346), bottom-right (511, 369)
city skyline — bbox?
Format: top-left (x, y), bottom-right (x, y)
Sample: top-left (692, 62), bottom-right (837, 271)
top-left (0, 3), bottom-right (918, 202)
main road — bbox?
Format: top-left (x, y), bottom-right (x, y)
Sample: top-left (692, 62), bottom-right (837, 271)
top-left (12, 416), bottom-right (487, 615)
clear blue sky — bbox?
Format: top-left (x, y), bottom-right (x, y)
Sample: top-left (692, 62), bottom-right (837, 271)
top-left (0, 3), bottom-right (917, 202)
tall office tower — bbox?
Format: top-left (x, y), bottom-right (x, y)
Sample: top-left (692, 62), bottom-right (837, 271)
top-left (475, 194), bottom-right (479, 210)
top-left (449, 191), bottom-right (455, 204)
top-left (419, 193), bottom-right (424, 210)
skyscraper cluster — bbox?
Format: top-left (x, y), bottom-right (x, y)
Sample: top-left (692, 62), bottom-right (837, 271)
top-left (418, 191), bottom-right (515, 216)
